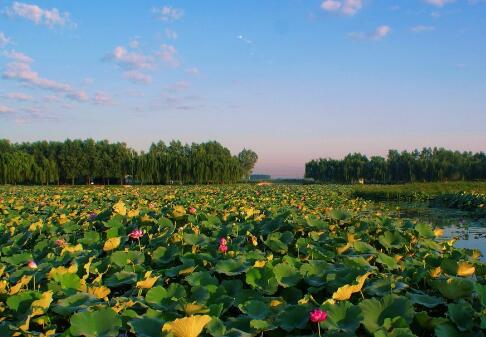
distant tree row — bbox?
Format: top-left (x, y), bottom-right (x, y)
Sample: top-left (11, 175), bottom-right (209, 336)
top-left (0, 139), bottom-right (258, 185)
top-left (305, 148), bottom-right (486, 184)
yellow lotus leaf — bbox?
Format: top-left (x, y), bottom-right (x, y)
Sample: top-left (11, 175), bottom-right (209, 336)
top-left (270, 299), bottom-right (283, 307)
top-left (61, 244), bottom-right (83, 256)
top-left (0, 265), bottom-right (5, 277)
top-left (347, 233), bottom-right (356, 243)
top-left (127, 209), bottom-right (140, 218)
top-left (253, 260), bottom-right (266, 268)
top-left (472, 250), bottom-right (481, 260)
top-left (112, 299), bottom-right (135, 313)
top-left (48, 264), bottom-right (78, 279)
top-left (332, 272), bottom-right (372, 301)
top-left (83, 256), bottom-right (95, 280)
top-left (18, 315), bottom-right (31, 332)
top-left (88, 286), bottom-right (111, 299)
top-left (141, 215), bottom-right (152, 223)
top-left (113, 201), bottom-right (127, 216)
top-left (162, 315), bottom-right (212, 337)
top-left (434, 228), bottom-right (444, 237)
top-left (457, 262), bottom-right (475, 277)
top-left (40, 329), bottom-right (56, 337)
top-left (58, 214), bottom-right (69, 225)
top-left (183, 303), bottom-right (209, 315)
top-left (173, 205), bottom-right (186, 218)
top-left (336, 243), bottom-right (351, 255)
top-left (31, 291), bottom-right (53, 316)
top-left (103, 237), bottom-right (121, 251)
top-left (136, 276), bottom-right (160, 289)
top-left (10, 275), bottom-right (33, 295)
top-left (430, 267), bottom-right (442, 278)
top-left (179, 266), bottom-right (197, 275)
top-left (29, 220), bottom-right (43, 232)
top-left (0, 280), bottom-right (7, 294)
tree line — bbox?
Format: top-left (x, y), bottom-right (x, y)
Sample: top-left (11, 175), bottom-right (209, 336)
top-left (305, 148), bottom-right (486, 184)
top-left (0, 139), bottom-right (258, 185)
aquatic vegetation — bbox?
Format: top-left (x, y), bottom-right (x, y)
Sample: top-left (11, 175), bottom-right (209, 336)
top-left (0, 185), bottom-right (485, 336)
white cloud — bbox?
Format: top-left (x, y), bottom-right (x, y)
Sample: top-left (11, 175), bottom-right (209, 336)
top-left (108, 46), bottom-right (154, 70)
top-left (185, 67), bottom-right (200, 76)
top-left (321, 0), bottom-right (363, 16)
top-left (152, 6), bottom-right (184, 22)
top-left (2, 50), bottom-right (88, 102)
top-left (165, 28), bottom-right (178, 40)
top-left (349, 25), bottom-right (391, 41)
top-left (4, 2), bottom-right (71, 28)
top-left (3, 92), bottom-right (32, 101)
top-left (93, 91), bottom-right (112, 105)
top-left (0, 32), bottom-right (11, 47)
top-left (0, 105), bottom-right (14, 114)
top-left (237, 35), bottom-right (253, 44)
top-left (123, 70), bottom-right (151, 84)
top-left (129, 38), bottom-right (140, 49)
top-left (158, 44), bottom-right (180, 67)
top-left (411, 25), bottom-right (435, 33)
top-left (424, 0), bottom-right (455, 6)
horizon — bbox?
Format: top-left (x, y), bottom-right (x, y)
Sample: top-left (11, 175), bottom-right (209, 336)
top-left (1, 0), bottom-right (486, 178)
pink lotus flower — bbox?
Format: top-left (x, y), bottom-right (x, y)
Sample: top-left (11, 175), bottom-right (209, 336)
top-left (219, 237), bottom-right (227, 246)
top-left (309, 309), bottom-right (328, 323)
top-left (188, 207), bottom-right (197, 215)
top-left (219, 244), bottom-right (228, 254)
top-left (28, 260), bottom-right (38, 269)
top-left (129, 229), bottom-right (144, 240)
top-left (56, 239), bottom-right (66, 247)
top-left (297, 205), bottom-right (303, 210)
top-left (148, 203), bottom-right (155, 209)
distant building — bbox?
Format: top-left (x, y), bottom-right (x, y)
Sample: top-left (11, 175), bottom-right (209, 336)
top-left (250, 174), bottom-right (271, 181)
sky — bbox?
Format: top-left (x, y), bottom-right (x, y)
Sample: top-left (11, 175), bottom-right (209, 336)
top-left (0, 0), bottom-right (485, 178)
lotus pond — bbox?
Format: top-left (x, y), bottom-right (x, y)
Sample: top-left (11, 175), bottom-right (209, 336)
top-left (0, 185), bottom-right (485, 337)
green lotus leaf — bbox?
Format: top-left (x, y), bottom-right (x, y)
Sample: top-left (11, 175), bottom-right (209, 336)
top-left (104, 271), bottom-right (137, 287)
top-left (359, 295), bottom-right (414, 334)
top-left (70, 307), bottom-right (122, 337)
top-left (322, 301), bottom-right (362, 333)
top-left (448, 302), bottom-right (475, 332)
top-left (245, 266), bottom-right (278, 295)
top-left (53, 292), bottom-right (100, 316)
top-left (273, 262), bottom-right (300, 288)
top-left (6, 290), bottom-right (41, 313)
top-left (378, 231), bottom-right (406, 250)
top-left (205, 317), bottom-right (227, 337)
top-left (431, 278), bottom-right (474, 300)
top-left (415, 223), bottom-right (435, 239)
top-left (408, 292), bottom-right (444, 308)
top-left (376, 253), bottom-right (400, 270)
top-left (475, 283), bottom-right (486, 307)
top-left (110, 250), bottom-right (145, 267)
top-left (128, 317), bottom-right (164, 337)
top-left (276, 305), bottom-right (310, 331)
top-left (214, 258), bottom-right (250, 276)
top-left (250, 319), bottom-right (275, 331)
top-left (238, 300), bottom-right (270, 319)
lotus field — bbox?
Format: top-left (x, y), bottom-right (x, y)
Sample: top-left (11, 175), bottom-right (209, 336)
top-left (0, 185), bottom-right (485, 337)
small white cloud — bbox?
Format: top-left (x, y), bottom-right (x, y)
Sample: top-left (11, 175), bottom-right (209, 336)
top-left (0, 32), bottom-right (11, 47)
top-left (321, 0), bottom-right (363, 16)
top-left (66, 90), bottom-right (88, 102)
top-left (424, 0), bottom-right (455, 7)
top-left (237, 35), bottom-right (253, 44)
top-left (153, 6), bottom-right (184, 22)
top-left (93, 91), bottom-right (112, 105)
top-left (165, 28), bottom-right (178, 40)
top-left (411, 25), bottom-right (435, 33)
top-left (107, 46), bottom-right (154, 70)
top-left (4, 50), bottom-right (34, 63)
top-left (123, 70), bottom-right (151, 84)
top-left (185, 67), bottom-right (200, 76)
top-left (4, 2), bottom-right (72, 28)
top-left (0, 105), bottom-right (14, 114)
top-left (349, 25), bottom-right (391, 41)
top-left (157, 44), bottom-right (180, 67)
top-left (129, 38), bottom-right (140, 49)
top-left (3, 92), bottom-right (32, 101)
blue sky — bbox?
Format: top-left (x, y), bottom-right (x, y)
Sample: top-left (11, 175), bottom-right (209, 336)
top-left (1, 0), bottom-right (485, 177)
